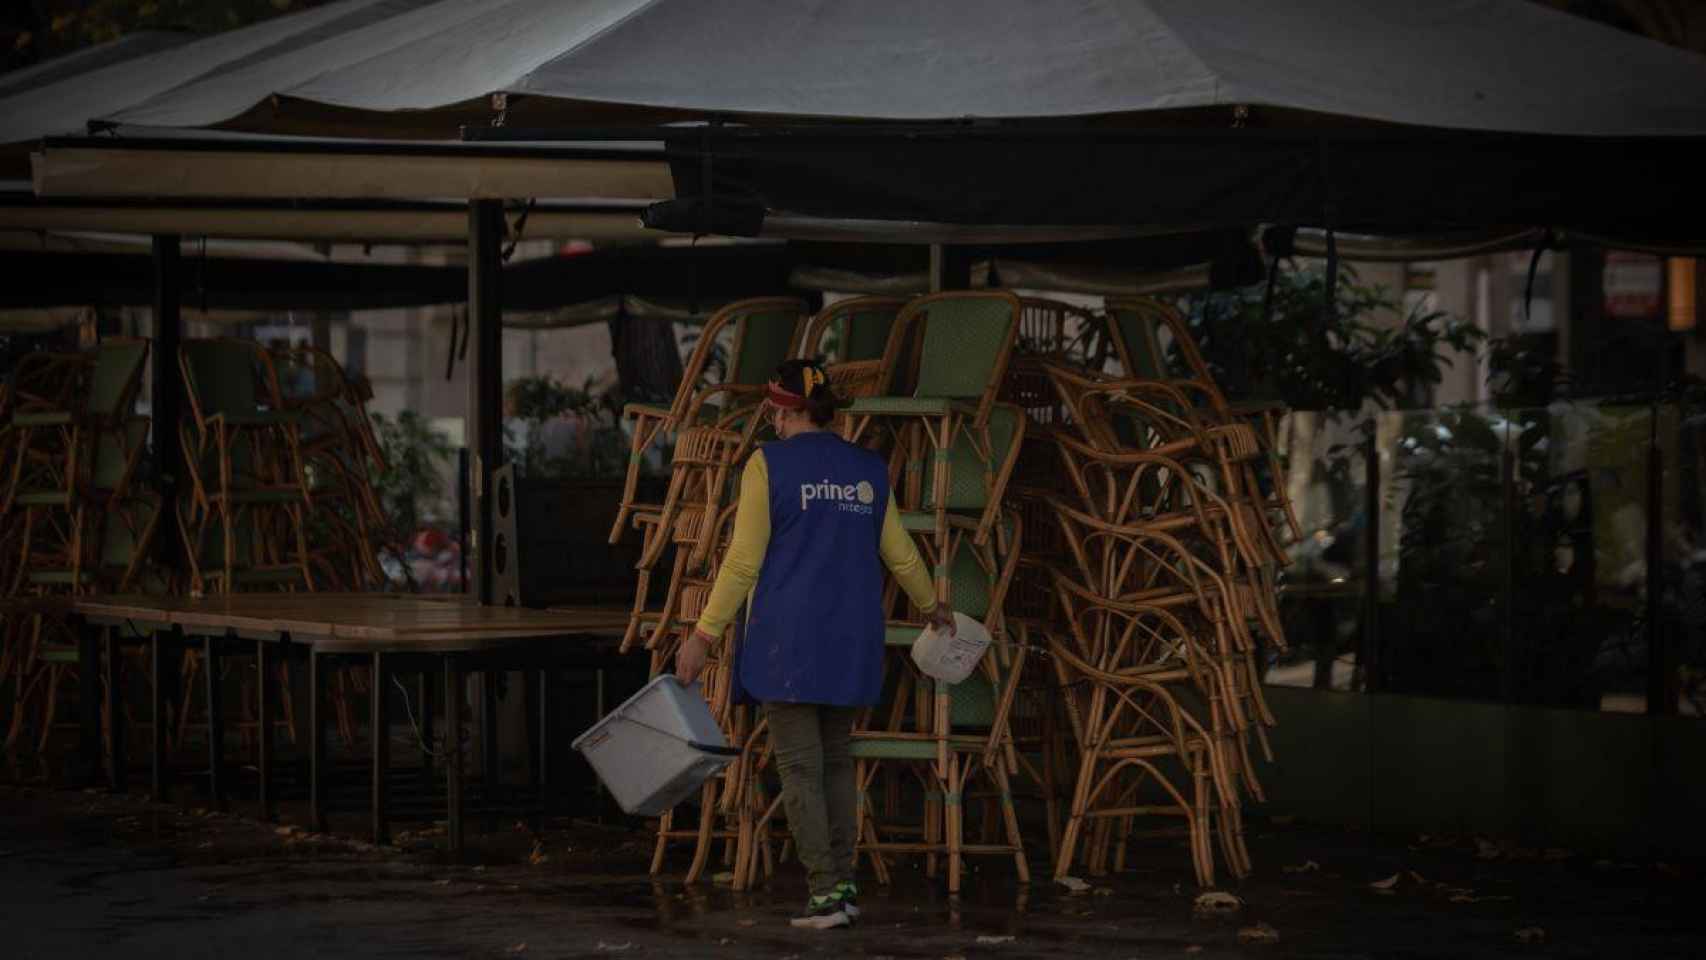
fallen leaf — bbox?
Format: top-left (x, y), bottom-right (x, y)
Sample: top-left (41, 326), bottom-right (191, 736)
top-left (595, 942), bottom-right (633, 953)
top-left (975, 935), bottom-right (1016, 945)
top-left (433, 879), bottom-right (451, 886)
top-left (711, 871), bottom-right (736, 885)
top-left (473, 865), bottom-right (487, 873)
top-left (527, 842), bottom-right (549, 866)
top-left (717, 938), bottom-right (733, 946)
top-left (1193, 891), bottom-right (1243, 915)
top-left (1514, 927), bottom-right (1545, 944)
top-left (1185, 947), bottom-right (1203, 954)
top-left (1369, 874), bottom-right (1400, 890)
top-left (507, 944), bottom-right (527, 955)
top-left (1475, 839), bottom-right (1502, 860)
top-left (1093, 887), bottom-right (1114, 897)
top-left (1282, 860), bottom-right (1320, 874)
top-left (737, 919), bottom-right (757, 927)
top-left (1238, 922), bottom-right (1280, 943)
top-left (944, 955), bottom-right (967, 960)
top-left (1407, 870), bottom-right (1427, 885)
top-left (1057, 876), bottom-right (1092, 893)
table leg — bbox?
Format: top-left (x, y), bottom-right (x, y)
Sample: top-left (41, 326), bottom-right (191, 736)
top-left (257, 637), bottom-right (275, 821)
top-left (151, 630), bottom-right (169, 803)
top-left (537, 668), bottom-right (552, 826)
top-left (105, 626), bottom-right (126, 793)
top-left (77, 618), bottom-right (101, 786)
top-left (205, 633), bottom-right (226, 812)
top-left (371, 651), bottom-right (390, 846)
top-left (444, 657), bottom-right (463, 856)
top-left (309, 648), bottom-right (328, 833)
top-left (525, 669), bottom-right (541, 789)
top-left (418, 670), bottom-right (434, 776)
top-left (481, 671), bottom-right (499, 834)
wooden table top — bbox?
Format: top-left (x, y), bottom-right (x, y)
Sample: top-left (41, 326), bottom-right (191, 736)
top-left (71, 593), bottom-right (630, 651)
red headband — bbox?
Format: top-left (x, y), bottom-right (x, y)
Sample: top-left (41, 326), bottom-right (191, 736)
top-left (765, 380), bottom-right (808, 409)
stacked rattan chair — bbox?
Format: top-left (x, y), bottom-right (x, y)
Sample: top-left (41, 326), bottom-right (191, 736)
top-left (1008, 296), bottom-right (1292, 888)
top-left (604, 298), bottom-right (809, 883)
top-left (271, 344), bottom-right (389, 592)
top-left (1, 339), bottom-right (158, 772)
top-left (177, 338), bottom-right (317, 596)
top-left (176, 339), bottom-right (391, 751)
top-left (706, 293), bottom-right (1035, 894)
top-left (618, 290), bottom-right (1289, 892)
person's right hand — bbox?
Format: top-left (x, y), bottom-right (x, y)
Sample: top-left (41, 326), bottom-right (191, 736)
top-left (926, 602), bottom-right (956, 636)
top-left (675, 629), bottom-right (715, 685)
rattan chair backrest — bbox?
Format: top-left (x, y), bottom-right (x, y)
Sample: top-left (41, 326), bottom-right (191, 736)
top-left (907, 292), bottom-right (1021, 401)
top-left (88, 338), bottom-right (149, 421)
top-left (180, 339), bottom-right (262, 422)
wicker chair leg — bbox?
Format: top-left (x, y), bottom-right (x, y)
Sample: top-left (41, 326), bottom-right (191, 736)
top-left (993, 760), bottom-right (1031, 883)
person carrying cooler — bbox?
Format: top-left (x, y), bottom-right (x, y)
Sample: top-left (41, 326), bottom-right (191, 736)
top-left (675, 358), bottom-right (952, 930)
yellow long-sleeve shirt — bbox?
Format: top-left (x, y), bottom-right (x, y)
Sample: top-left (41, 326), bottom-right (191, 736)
top-left (694, 447), bottom-right (938, 639)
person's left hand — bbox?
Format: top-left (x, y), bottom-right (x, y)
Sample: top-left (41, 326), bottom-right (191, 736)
top-left (675, 629), bottom-right (715, 685)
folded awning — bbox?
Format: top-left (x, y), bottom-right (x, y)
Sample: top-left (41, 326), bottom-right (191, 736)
top-left (30, 133), bottom-right (672, 201)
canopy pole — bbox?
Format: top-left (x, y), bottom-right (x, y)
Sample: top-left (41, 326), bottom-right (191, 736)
top-left (929, 244), bottom-right (972, 292)
top-left (150, 234), bottom-right (184, 574)
top-left (467, 200), bottom-right (505, 606)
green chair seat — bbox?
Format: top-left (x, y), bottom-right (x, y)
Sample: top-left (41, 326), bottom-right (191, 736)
top-left (850, 739), bottom-right (939, 761)
top-left (898, 511), bottom-right (938, 532)
top-left (38, 648), bottom-right (80, 665)
top-left (885, 624), bottom-right (921, 647)
top-left (14, 491), bottom-right (69, 507)
top-left (12, 411), bottom-right (73, 427)
top-left (27, 571), bottom-right (96, 586)
top-left (845, 396), bottom-right (954, 416)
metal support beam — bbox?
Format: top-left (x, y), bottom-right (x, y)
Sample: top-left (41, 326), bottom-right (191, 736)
top-left (1360, 429), bottom-right (1381, 692)
top-left (1646, 427), bottom-right (1671, 716)
top-left (151, 235), bottom-right (184, 574)
top-left (929, 244), bottom-right (973, 292)
top-left (467, 200), bottom-right (505, 605)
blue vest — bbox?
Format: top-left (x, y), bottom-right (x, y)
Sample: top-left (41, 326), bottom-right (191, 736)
top-left (736, 432), bottom-right (890, 706)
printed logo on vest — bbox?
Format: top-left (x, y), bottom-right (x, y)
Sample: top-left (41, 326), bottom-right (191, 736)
top-left (799, 478), bottom-right (876, 515)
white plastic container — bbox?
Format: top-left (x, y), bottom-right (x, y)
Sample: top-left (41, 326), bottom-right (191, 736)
top-left (910, 612), bottom-right (992, 684)
top-left (571, 675), bottom-right (739, 816)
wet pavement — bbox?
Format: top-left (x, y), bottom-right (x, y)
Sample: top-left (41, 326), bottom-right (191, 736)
top-left (4, 782), bottom-right (1704, 959)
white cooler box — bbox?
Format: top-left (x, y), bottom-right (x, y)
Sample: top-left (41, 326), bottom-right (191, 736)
top-left (571, 675), bottom-right (740, 816)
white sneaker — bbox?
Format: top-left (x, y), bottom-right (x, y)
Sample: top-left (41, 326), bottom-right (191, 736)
top-left (789, 894), bottom-right (851, 929)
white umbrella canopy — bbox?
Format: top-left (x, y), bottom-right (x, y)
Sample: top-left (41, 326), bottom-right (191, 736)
top-left (0, 0), bottom-right (412, 144)
top-left (79, 0), bottom-right (1706, 137)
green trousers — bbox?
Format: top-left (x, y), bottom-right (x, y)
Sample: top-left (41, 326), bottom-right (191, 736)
top-left (763, 702), bottom-right (859, 897)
